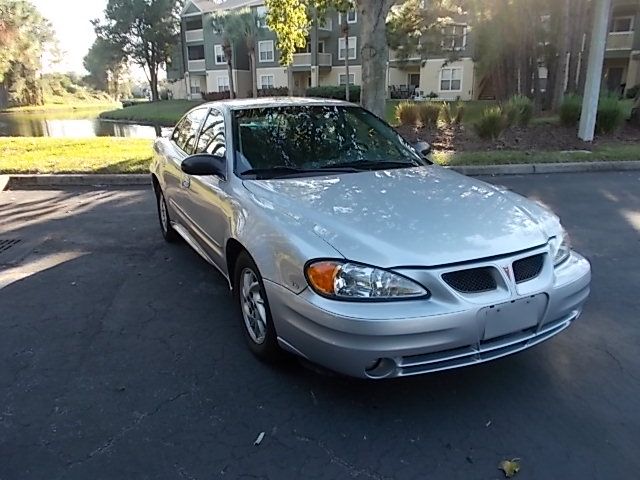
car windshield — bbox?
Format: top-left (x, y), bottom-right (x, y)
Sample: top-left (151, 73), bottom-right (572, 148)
top-left (232, 105), bottom-right (424, 178)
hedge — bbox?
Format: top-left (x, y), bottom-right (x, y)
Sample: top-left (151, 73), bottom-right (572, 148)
top-left (306, 85), bottom-right (361, 102)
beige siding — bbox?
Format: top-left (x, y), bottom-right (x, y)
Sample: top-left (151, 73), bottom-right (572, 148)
top-left (388, 66), bottom-right (420, 87)
top-left (319, 65), bottom-right (362, 86)
top-left (167, 79), bottom-right (188, 100)
top-left (256, 67), bottom-right (290, 88)
top-left (626, 52), bottom-right (640, 92)
top-left (419, 58), bottom-right (475, 101)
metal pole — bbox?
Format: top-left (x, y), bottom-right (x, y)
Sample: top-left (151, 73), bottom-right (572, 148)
top-left (578, 0), bottom-right (612, 141)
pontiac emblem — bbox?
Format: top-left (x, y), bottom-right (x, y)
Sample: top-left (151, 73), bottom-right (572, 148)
top-left (502, 266), bottom-right (512, 280)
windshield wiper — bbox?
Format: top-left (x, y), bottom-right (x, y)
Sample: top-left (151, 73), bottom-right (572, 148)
top-left (319, 160), bottom-right (421, 170)
top-left (240, 165), bottom-right (363, 179)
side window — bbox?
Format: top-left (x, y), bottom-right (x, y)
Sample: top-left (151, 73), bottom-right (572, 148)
top-left (171, 108), bottom-right (207, 154)
top-left (195, 109), bottom-right (226, 157)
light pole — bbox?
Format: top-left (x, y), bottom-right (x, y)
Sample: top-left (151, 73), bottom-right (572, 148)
top-left (578, 0), bottom-right (612, 141)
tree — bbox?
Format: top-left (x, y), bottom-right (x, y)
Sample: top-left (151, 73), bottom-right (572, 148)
top-left (83, 37), bottom-right (129, 99)
top-left (233, 9), bottom-right (263, 98)
top-left (93, 0), bottom-right (182, 101)
top-left (266, 0), bottom-right (393, 117)
top-left (212, 12), bottom-right (238, 99)
top-left (0, 0), bottom-right (54, 107)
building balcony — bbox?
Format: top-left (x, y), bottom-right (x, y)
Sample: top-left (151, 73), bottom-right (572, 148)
top-left (389, 50), bottom-right (422, 66)
top-left (188, 59), bottom-right (206, 71)
top-left (291, 53), bottom-right (333, 67)
top-left (185, 29), bottom-right (204, 43)
top-left (606, 31), bottom-right (634, 51)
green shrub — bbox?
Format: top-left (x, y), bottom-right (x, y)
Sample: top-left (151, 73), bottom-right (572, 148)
top-left (596, 95), bottom-right (625, 134)
top-left (439, 102), bottom-right (453, 125)
top-left (506, 95), bottom-right (534, 126)
top-left (306, 85), bottom-right (361, 102)
top-left (256, 86), bottom-right (289, 97)
top-left (417, 102), bottom-right (440, 128)
top-left (473, 106), bottom-right (507, 140)
top-left (559, 94), bottom-right (582, 127)
top-left (625, 84), bottom-right (639, 99)
top-left (396, 101), bottom-right (419, 126)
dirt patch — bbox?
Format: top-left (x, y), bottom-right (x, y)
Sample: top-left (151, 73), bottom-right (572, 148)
top-left (396, 122), bottom-right (640, 152)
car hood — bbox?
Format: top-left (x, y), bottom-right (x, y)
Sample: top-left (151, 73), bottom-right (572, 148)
top-left (243, 166), bottom-right (561, 267)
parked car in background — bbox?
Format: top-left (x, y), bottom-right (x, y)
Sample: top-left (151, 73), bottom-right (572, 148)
top-left (150, 97), bottom-right (591, 379)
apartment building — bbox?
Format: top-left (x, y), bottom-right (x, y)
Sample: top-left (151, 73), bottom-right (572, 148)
top-left (603, 0), bottom-right (640, 96)
top-left (168, 0), bottom-right (366, 99)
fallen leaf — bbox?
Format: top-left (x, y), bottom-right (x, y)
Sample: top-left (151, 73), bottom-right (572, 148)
top-left (499, 458), bottom-right (520, 478)
top-left (254, 431), bottom-right (265, 446)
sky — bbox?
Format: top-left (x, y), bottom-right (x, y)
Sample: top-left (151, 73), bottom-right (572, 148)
top-left (34, 0), bottom-right (106, 74)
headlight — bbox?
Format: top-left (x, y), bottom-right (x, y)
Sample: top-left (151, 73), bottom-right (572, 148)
top-left (305, 260), bottom-right (429, 300)
top-left (550, 231), bottom-right (571, 266)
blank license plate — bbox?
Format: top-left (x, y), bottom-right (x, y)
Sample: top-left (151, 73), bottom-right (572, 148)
top-left (480, 294), bottom-right (548, 340)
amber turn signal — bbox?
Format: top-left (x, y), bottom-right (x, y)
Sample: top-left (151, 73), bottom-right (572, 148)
top-left (306, 261), bottom-right (341, 295)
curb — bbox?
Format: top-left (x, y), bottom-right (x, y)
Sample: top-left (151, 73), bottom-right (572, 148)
top-left (1, 174), bottom-right (150, 189)
top-left (2, 161), bottom-right (640, 190)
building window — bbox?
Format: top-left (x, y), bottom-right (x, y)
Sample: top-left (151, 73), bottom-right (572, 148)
top-left (186, 17), bottom-right (203, 31)
top-left (441, 24), bottom-right (467, 51)
top-left (260, 75), bottom-right (274, 89)
top-left (339, 10), bottom-right (357, 24)
top-left (318, 41), bottom-right (325, 53)
top-left (214, 45), bottom-right (226, 64)
top-left (190, 78), bottom-right (201, 95)
top-left (440, 67), bottom-right (462, 91)
top-left (339, 73), bottom-right (355, 85)
top-left (217, 76), bottom-right (230, 92)
top-left (610, 16), bottom-right (633, 33)
top-left (256, 6), bottom-right (268, 28)
top-left (259, 40), bottom-right (274, 62)
top-left (187, 45), bottom-right (205, 60)
top-left (338, 36), bottom-right (357, 60)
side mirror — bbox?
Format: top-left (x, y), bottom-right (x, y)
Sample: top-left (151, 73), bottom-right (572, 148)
top-left (181, 153), bottom-right (225, 177)
top-left (414, 141), bottom-right (432, 156)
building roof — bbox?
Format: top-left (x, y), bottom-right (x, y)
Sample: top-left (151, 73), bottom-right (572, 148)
top-left (185, 0), bottom-right (264, 15)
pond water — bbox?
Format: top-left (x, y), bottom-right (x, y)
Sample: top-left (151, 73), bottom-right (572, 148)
top-left (0, 111), bottom-right (163, 138)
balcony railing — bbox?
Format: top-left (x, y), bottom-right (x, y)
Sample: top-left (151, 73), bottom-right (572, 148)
top-left (606, 31), bottom-right (634, 50)
top-left (188, 59), bottom-right (206, 71)
top-left (292, 52), bottom-right (333, 67)
top-left (293, 53), bottom-right (312, 66)
top-left (389, 50), bottom-right (422, 62)
top-left (185, 29), bottom-right (204, 43)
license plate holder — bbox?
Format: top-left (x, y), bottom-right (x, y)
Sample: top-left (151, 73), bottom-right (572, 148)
top-left (480, 294), bottom-right (548, 341)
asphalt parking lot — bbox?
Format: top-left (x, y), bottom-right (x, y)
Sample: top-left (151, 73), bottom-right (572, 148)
top-left (1, 171), bottom-right (639, 480)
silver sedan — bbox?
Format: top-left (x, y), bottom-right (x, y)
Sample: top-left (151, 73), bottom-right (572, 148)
top-left (150, 98), bottom-right (591, 379)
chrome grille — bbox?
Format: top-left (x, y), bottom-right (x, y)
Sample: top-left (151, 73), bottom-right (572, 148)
top-left (513, 254), bottom-right (544, 283)
top-left (442, 267), bottom-right (497, 293)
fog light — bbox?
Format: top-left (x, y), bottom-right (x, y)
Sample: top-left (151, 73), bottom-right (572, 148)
top-left (364, 358), bottom-right (396, 379)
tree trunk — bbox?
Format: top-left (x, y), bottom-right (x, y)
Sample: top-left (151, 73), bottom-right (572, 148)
top-left (566, 0), bottom-right (587, 93)
top-left (552, 0), bottom-right (571, 110)
top-left (249, 51), bottom-right (258, 98)
top-left (227, 60), bottom-right (235, 99)
top-left (149, 64), bottom-right (159, 101)
top-left (357, 0), bottom-right (394, 118)
top-left (343, 18), bottom-right (350, 102)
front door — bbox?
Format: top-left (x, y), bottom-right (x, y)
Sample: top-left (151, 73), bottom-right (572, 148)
top-left (179, 108), bottom-right (230, 269)
top-left (408, 73), bottom-right (420, 89)
top-left (606, 67), bottom-right (624, 95)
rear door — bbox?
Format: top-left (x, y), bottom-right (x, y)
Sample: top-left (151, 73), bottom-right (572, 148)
top-left (179, 108), bottom-right (230, 269)
top-left (162, 107), bottom-right (208, 223)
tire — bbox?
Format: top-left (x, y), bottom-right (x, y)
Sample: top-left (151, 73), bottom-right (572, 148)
top-left (233, 252), bottom-right (281, 362)
top-left (157, 189), bottom-right (179, 243)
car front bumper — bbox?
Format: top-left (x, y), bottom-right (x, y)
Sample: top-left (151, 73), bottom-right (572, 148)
top-left (265, 250), bottom-right (591, 379)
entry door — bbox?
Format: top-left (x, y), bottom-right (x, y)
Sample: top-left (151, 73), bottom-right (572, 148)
top-left (408, 73), bottom-right (420, 89)
top-left (606, 67), bottom-right (624, 94)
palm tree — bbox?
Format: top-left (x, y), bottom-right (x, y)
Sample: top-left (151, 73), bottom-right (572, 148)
top-left (235, 9), bottom-right (262, 98)
top-left (212, 12), bottom-right (237, 98)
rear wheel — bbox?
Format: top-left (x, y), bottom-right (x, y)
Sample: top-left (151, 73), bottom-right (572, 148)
top-left (157, 189), bottom-right (179, 243)
top-left (234, 252), bottom-right (281, 361)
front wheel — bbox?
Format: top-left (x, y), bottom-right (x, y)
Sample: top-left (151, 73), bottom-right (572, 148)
top-left (234, 252), bottom-right (281, 361)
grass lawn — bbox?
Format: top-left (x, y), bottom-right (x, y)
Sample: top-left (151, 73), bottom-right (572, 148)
top-left (0, 138), bottom-right (153, 174)
top-left (433, 144), bottom-right (640, 166)
top-left (99, 100), bottom-right (204, 126)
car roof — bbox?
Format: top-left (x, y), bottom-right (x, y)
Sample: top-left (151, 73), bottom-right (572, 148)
top-left (202, 97), bottom-right (355, 112)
